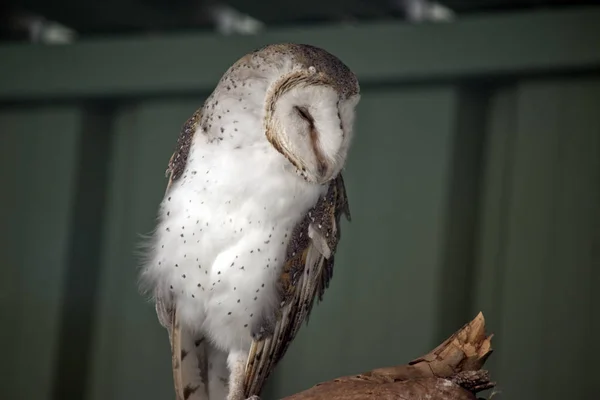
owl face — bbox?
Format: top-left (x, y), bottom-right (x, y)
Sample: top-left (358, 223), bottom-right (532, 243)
top-left (205, 44), bottom-right (360, 184)
top-left (265, 74), bottom-right (360, 184)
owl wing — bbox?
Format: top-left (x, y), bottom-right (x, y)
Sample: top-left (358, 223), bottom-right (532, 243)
top-left (243, 174), bottom-right (351, 397)
top-left (155, 108), bottom-right (209, 400)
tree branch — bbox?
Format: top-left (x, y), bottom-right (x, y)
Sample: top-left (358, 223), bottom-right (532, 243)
top-left (283, 312), bottom-right (495, 400)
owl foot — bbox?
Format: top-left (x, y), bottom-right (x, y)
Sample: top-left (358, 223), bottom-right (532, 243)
top-left (246, 396), bottom-right (261, 400)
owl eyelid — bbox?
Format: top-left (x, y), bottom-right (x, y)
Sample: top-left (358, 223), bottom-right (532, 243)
top-left (294, 106), bottom-right (314, 124)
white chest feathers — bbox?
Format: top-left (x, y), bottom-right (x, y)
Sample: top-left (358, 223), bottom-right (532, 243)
top-left (145, 129), bottom-right (326, 350)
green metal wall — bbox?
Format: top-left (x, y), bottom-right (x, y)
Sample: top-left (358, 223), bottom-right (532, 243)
top-left (1, 7), bottom-right (599, 400)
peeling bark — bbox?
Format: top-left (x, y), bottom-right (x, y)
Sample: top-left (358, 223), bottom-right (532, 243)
top-left (282, 312), bottom-right (495, 400)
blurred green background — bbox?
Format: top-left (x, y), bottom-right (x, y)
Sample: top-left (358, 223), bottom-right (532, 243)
top-left (1, 2), bottom-right (599, 400)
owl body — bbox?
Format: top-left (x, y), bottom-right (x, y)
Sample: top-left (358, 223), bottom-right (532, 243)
top-left (141, 43), bottom-right (360, 400)
top-left (148, 115), bottom-right (326, 351)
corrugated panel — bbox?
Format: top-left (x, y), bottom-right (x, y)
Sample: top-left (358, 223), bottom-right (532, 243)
top-left (0, 106), bottom-right (82, 400)
top-left (474, 77), bottom-right (600, 399)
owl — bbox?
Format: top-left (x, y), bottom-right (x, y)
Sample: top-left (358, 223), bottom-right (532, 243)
top-left (140, 43), bottom-right (360, 400)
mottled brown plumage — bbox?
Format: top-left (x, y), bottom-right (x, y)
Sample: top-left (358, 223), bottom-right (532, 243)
top-left (168, 108), bottom-right (202, 183)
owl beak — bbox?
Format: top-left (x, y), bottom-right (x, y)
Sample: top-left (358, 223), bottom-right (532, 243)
top-left (306, 120), bottom-right (331, 183)
top-left (316, 163), bottom-right (338, 184)
top-left (316, 162), bottom-right (328, 179)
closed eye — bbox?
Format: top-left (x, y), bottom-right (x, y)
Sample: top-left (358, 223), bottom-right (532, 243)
top-left (294, 106), bottom-right (326, 176)
top-left (295, 106), bottom-right (314, 124)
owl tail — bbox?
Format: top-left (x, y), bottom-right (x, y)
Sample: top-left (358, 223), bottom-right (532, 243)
top-left (171, 309), bottom-right (209, 400)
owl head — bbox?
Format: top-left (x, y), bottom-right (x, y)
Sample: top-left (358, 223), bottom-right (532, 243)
top-left (214, 43), bottom-right (360, 184)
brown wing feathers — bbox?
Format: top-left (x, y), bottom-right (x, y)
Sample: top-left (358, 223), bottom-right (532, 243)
top-left (167, 108), bottom-right (202, 187)
top-left (243, 175), bottom-right (350, 397)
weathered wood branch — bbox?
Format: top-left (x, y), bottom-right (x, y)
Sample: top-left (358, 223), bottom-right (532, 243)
top-left (283, 312), bottom-right (495, 400)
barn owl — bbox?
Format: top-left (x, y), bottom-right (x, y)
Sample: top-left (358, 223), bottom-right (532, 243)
top-left (140, 43), bottom-right (360, 400)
